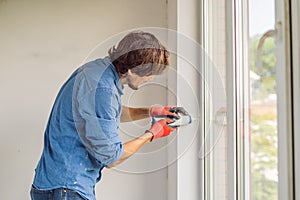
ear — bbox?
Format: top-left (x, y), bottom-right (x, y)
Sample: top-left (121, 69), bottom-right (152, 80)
top-left (120, 70), bottom-right (128, 78)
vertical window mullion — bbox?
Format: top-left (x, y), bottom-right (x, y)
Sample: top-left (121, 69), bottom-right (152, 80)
top-left (226, 0), bottom-right (250, 199)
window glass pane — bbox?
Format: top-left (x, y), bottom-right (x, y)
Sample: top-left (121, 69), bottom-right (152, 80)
top-left (248, 0), bottom-right (278, 199)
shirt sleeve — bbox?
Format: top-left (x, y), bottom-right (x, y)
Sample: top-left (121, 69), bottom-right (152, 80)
top-left (75, 87), bottom-right (123, 166)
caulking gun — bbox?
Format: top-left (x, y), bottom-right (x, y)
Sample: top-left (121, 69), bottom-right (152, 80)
top-left (152, 107), bottom-right (192, 128)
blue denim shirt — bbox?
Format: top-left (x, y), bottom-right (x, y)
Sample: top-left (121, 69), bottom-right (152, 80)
top-left (33, 57), bottom-right (124, 200)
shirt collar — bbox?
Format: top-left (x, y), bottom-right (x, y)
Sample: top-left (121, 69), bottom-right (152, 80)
top-left (103, 56), bottom-right (124, 95)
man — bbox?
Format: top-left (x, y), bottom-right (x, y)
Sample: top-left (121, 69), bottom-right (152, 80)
top-left (31, 31), bottom-right (178, 200)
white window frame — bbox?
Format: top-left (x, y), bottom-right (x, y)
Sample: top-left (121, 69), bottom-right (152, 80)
top-left (199, 0), bottom-right (251, 199)
top-left (226, 0), bottom-right (250, 199)
top-left (201, 0), bottom-right (250, 199)
top-left (167, 0), bottom-right (298, 199)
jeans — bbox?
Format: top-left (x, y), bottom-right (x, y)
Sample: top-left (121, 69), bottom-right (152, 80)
top-left (30, 185), bottom-right (85, 200)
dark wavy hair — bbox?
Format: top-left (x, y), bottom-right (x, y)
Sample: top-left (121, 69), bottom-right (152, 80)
top-left (108, 31), bottom-right (170, 77)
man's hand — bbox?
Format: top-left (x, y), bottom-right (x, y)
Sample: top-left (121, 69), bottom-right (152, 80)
top-left (150, 106), bottom-right (178, 118)
top-left (148, 119), bottom-right (175, 141)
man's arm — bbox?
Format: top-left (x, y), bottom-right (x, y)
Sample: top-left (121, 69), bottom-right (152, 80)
top-left (106, 119), bottom-right (174, 168)
top-left (121, 105), bottom-right (178, 122)
top-left (106, 131), bottom-right (153, 168)
top-left (121, 106), bottom-right (150, 122)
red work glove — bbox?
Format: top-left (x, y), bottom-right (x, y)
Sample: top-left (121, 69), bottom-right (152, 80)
top-left (150, 106), bottom-right (177, 118)
top-left (148, 119), bottom-right (175, 141)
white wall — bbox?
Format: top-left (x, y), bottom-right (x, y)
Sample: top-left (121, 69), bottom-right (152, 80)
top-left (0, 0), bottom-right (169, 199)
top-left (176, 0), bottom-right (202, 199)
top-left (163, 0), bottom-right (203, 200)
